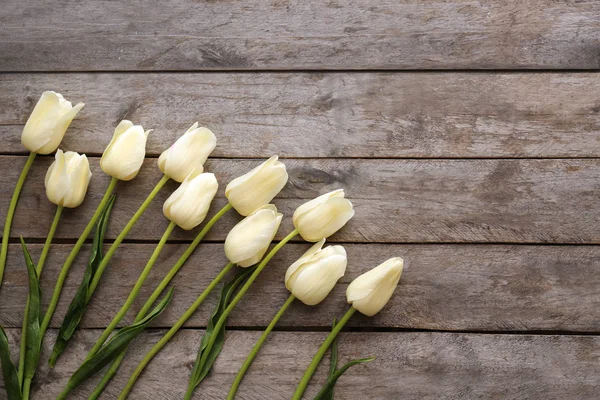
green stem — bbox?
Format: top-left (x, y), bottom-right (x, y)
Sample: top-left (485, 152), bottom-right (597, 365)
top-left (88, 174), bottom-right (170, 297)
top-left (118, 262), bottom-right (236, 400)
top-left (40, 177), bottom-right (118, 339)
top-left (227, 294), bottom-right (296, 400)
top-left (86, 221), bottom-right (176, 359)
top-left (186, 229), bottom-right (299, 399)
top-left (0, 151), bottom-right (36, 289)
top-left (88, 203), bottom-right (233, 400)
top-left (291, 307), bottom-right (357, 400)
top-left (36, 205), bottom-right (64, 275)
top-left (18, 205), bottom-right (63, 383)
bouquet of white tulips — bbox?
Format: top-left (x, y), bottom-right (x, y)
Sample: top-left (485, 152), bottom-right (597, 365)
top-left (0, 91), bottom-right (407, 400)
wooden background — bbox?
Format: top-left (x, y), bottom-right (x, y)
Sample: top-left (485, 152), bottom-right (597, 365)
top-left (1, 1), bottom-right (600, 399)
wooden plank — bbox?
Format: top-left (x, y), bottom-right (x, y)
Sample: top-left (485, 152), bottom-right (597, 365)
top-left (2, 73), bottom-right (600, 158)
top-left (2, 329), bottom-right (599, 399)
top-left (1, 156), bottom-right (600, 244)
top-left (2, 1), bottom-right (600, 71)
top-left (2, 243), bottom-right (600, 332)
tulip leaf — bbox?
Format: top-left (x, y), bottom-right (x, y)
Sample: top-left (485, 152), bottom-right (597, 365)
top-left (0, 326), bottom-right (21, 400)
top-left (313, 356), bottom-right (376, 400)
top-left (21, 238), bottom-right (42, 387)
top-left (60, 286), bottom-right (174, 397)
top-left (313, 318), bottom-right (375, 400)
top-left (186, 266), bottom-right (257, 396)
top-left (49, 194), bottom-right (116, 367)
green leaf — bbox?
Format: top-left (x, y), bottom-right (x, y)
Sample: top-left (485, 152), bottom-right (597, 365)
top-left (20, 238), bottom-right (42, 386)
top-left (186, 266), bottom-right (256, 396)
top-left (313, 357), bottom-right (376, 400)
top-left (60, 287), bottom-right (174, 397)
top-left (49, 194), bottom-right (116, 367)
top-left (320, 318), bottom-right (339, 400)
top-left (0, 326), bottom-right (21, 400)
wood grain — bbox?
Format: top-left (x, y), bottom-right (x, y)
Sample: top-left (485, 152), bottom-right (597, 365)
top-left (2, 73), bottom-right (600, 158)
top-left (1, 156), bottom-right (599, 244)
top-left (2, 243), bottom-right (600, 332)
top-left (2, 328), bottom-right (599, 399)
top-left (2, 1), bottom-right (600, 71)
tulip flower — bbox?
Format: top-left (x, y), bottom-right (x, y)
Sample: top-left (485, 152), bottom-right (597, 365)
top-left (21, 91), bottom-right (85, 155)
top-left (80, 174), bottom-right (220, 365)
top-left (226, 155), bottom-right (288, 216)
top-left (158, 122), bottom-right (217, 182)
top-left (285, 240), bottom-right (347, 305)
top-left (293, 189), bottom-right (355, 242)
top-left (100, 120), bottom-right (149, 181)
top-left (346, 257), bottom-right (404, 316)
top-left (45, 149), bottom-right (92, 208)
top-left (163, 173), bottom-right (219, 230)
top-left (43, 120), bottom-right (168, 378)
top-left (0, 91), bottom-right (83, 290)
top-left (292, 257), bottom-right (404, 400)
top-left (224, 205), bottom-right (283, 267)
top-left (227, 240), bottom-right (347, 399)
top-left (17, 149), bottom-right (93, 390)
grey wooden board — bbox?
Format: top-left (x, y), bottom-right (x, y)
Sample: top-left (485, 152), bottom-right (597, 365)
top-left (2, 73), bottom-right (600, 158)
top-left (1, 156), bottom-right (600, 244)
top-left (2, 329), bottom-right (599, 399)
top-left (2, 1), bottom-right (600, 71)
top-left (2, 243), bottom-right (600, 332)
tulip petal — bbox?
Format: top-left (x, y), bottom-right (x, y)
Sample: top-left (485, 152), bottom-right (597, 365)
top-left (295, 197), bottom-right (355, 242)
top-left (163, 173), bottom-right (219, 230)
top-left (21, 91), bottom-right (62, 153)
top-left (289, 253), bottom-right (347, 306)
top-left (284, 239), bottom-right (325, 284)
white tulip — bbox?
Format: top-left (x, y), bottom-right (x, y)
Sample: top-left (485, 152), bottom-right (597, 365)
top-left (224, 204), bottom-right (283, 267)
top-left (346, 257), bottom-right (403, 316)
top-left (225, 156), bottom-right (288, 216)
top-left (100, 120), bottom-right (149, 181)
top-left (158, 122), bottom-right (217, 182)
top-left (21, 91), bottom-right (84, 155)
top-left (44, 149), bottom-right (92, 208)
top-left (285, 239), bottom-right (347, 306)
top-left (292, 189), bottom-right (354, 242)
top-left (163, 173), bottom-right (219, 230)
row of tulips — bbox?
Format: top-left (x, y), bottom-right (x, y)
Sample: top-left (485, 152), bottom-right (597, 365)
top-left (0, 91), bottom-right (404, 400)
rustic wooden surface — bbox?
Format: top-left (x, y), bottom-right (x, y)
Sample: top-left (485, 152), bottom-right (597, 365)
top-left (1, 1), bottom-right (600, 399)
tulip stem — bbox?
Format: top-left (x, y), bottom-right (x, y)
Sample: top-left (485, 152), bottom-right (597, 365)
top-left (18, 205), bottom-right (63, 383)
top-left (88, 202), bottom-right (233, 400)
top-left (0, 151), bottom-right (36, 289)
top-left (186, 229), bottom-right (299, 399)
top-left (40, 177), bottom-right (118, 339)
top-left (118, 262), bottom-right (236, 400)
top-left (291, 306), bottom-right (356, 400)
top-left (228, 294), bottom-right (296, 400)
top-left (86, 221), bottom-right (176, 359)
top-left (88, 174), bottom-right (170, 297)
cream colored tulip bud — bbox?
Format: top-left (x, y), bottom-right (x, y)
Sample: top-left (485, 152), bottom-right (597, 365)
top-left (100, 120), bottom-right (149, 181)
top-left (285, 239), bottom-right (347, 306)
top-left (346, 257), bottom-right (403, 317)
top-left (224, 204), bottom-right (283, 267)
top-left (21, 91), bottom-right (84, 154)
top-left (158, 122), bottom-right (217, 182)
top-left (225, 156), bottom-right (288, 216)
top-left (44, 149), bottom-right (92, 208)
top-left (292, 189), bottom-right (355, 242)
top-left (163, 173), bottom-right (218, 230)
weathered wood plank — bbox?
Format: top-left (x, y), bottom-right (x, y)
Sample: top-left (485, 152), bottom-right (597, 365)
top-left (2, 1), bottom-right (600, 71)
top-left (2, 243), bottom-right (600, 332)
top-left (2, 73), bottom-right (600, 158)
top-left (2, 329), bottom-right (599, 399)
top-left (1, 156), bottom-right (599, 244)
